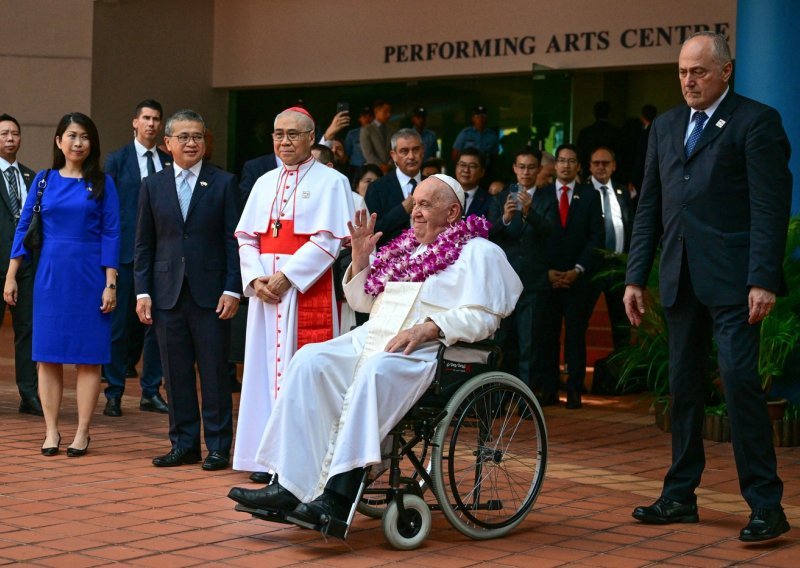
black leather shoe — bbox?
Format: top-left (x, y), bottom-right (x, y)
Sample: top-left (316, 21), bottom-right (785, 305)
top-left (19, 397), bottom-right (44, 416)
top-left (566, 388), bottom-right (582, 409)
top-left (537, 390), bottom-right (559, 407)
top-left (103, 397), bottom-right (122, 417)
top-left (739, 508), bottom-right (790, 542)
top-left (140, 393), bottom-right (169, 414)
top-left (228, 483), bottom-right (300, 512)
top-left (202, 451), bottom-right (230, 471)
top-left (632, 496), bottom-right (699, 524)
top-left (250, 471), bottom-right (273, 484)
top-left (290, 491), bottom-right (350, 526)
top-left (67, 437), bottom-right (91, 457)
top-left (41, 433), bottom-right (61, 456)
top-left (152, 447), bottom-right (201, 467)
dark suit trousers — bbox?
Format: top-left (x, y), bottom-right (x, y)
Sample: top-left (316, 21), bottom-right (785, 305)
top-left (105, 262), bottom-right (163, 399)
top-left (663, 263), bottom-right (783, 509)
top-left (588, 268), bottom-right (631, 352)
top-left (533, 286), bottom-right (594, 395)
top-left (154, 283), bottom-right (233, 453)
top-left (1, 260), bottom-right (37, 400)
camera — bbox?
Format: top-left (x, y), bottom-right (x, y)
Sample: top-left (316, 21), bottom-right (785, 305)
top-left (336, 102), bottom-right (350, 114)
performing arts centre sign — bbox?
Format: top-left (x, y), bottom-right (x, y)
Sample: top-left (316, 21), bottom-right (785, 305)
top-left (212, 0), bottom-right (736, 88)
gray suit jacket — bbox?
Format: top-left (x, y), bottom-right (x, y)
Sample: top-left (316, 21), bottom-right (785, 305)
top-left (359, 122), bottom-right (394, 166)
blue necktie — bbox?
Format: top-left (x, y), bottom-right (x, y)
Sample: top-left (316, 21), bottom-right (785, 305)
top-left (144, 150), bottom-right (156, 176)
top-left (684, 111), bottom-right (708, 157)
top-left (178, 171), bottom-right (192, 220)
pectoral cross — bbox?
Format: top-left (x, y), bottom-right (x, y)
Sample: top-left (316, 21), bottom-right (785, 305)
top-left (272, 219), bottom-right (282, 238)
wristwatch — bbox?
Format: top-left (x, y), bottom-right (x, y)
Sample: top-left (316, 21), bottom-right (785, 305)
top-left (106, 283), bottom-right (117, 290)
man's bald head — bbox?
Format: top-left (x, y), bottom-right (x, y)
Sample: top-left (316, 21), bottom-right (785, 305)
top-left (274, 109), bottom-right (314, 131)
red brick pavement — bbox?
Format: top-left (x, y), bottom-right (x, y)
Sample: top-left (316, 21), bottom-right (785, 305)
top-left (0, 323), bottom-right (798, 566)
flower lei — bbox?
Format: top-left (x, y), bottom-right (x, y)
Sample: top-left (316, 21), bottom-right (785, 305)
top-left (364, 215), bottom-right (490, 296)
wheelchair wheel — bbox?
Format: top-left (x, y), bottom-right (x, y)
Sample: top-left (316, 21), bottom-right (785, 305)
top-left (358, 466), bottom-right (391, 519)
top-left (358, 460), bottom-right (432, 519)
top-left (430, 372), bottom-right (547, 540)
top-left (381, 494), bottom-right (431, 550)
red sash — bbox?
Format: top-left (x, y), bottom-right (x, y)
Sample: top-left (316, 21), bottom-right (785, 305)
top-left (259, 221), bottom-right (334, 349)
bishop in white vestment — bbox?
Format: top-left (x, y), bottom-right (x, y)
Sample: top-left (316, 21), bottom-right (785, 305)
top-left (232, 108), bottom-right (353, 474)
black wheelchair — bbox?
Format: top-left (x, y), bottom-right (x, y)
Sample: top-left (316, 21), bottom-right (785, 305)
top-left (236, 341), bottom-right (548, 550)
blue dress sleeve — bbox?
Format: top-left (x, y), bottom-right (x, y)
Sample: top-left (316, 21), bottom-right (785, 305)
top-left (100, 174), bottom-right (121, 269)
top-left (10, 170), bottom-right (47, 261)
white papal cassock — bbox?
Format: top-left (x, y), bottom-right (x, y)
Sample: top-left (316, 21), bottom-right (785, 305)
top-left (254, 237), bottom-right (523, 502)
top-left (233, 156), bottom-right (353, 472)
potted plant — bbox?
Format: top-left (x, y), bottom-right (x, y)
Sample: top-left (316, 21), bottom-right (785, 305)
top-left (608, 216), bottom-right (800, 442)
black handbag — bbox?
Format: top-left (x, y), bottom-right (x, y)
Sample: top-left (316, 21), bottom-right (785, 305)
top-left (22, 169), bottom-right (50, 251)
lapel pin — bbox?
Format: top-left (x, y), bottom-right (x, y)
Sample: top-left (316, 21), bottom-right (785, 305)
top-left (200, 181), bottom-right (208, 187)
top-left (616, 188), bottom-right (623, 195)
top-left (716, 119), bottom-right (726, 128)
top-left (302, 191), bottom-right (310, 199)
top-left (573, 194), bottom-right (580, 200)
top-left (165, 162), bottom-right (172, 167)
top-left (86, 186), bottom-right (93, 192)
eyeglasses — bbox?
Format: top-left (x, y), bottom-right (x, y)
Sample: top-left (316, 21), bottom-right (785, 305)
top-left (556, 158), bottom-right (578, 165)
top-left (514, 164), bottom-right (539, 172)
top-left (590, 160), bottom-right (612, 167)
top-left (456, 161), bottom-right (481, 170)
top-left (168, 134), bottom-right (204, 144)
top-left (272, 130), bottom-right (313, 141)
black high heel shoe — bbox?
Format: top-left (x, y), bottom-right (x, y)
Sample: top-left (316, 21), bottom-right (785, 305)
top-left (41, 433), bottom-right (61, 457)
top-left (67, 437), bottom-right (91, 457)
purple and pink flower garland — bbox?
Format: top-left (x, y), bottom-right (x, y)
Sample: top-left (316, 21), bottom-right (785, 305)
top-left (364, 215), bottom-right (490, 296)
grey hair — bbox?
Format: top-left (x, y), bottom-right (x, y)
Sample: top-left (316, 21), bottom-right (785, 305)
top-left (165, 109), bottom-right (205, 135)
top-left (540, 151), bottom-right (555, 166)
top-left (391, 128), bottom-right (422, 150)
top-left (274, 109), bottom-right (315, 131)
top-left (684, 31), bottom-right (732, 67)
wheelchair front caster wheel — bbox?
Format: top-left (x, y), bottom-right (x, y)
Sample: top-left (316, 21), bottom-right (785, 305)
top-left (381, 494), bottom-right (431, 550)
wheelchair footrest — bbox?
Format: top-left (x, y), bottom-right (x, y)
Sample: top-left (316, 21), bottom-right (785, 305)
top-left (285, 513), bottom-right (349, 539)
top-left (234, 504), bottom-right (294, 525)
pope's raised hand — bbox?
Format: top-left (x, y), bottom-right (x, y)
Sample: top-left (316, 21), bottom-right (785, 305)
top-left (348, 209), bottom-right (382, 275)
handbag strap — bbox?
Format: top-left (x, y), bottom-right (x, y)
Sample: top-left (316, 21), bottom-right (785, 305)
top-left (32, 169), bottom-right (51, 213)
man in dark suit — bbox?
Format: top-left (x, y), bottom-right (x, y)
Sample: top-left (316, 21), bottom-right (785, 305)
top-left (489, 147), bottom-right (555, 391)
top-left (239, 152), bottom-right (278, 204)
top-left (455, 148), bottom-right (492, 218)
top-left (533, 143), bottom-right (604, 409)
top-left (0, 114), bottom-right (40, 416)
top-left (624, 32), bottom-right (792, 541)
top-left (103, 100), bottom-right (171, 418)
top-left (586, 147), bottom-right (633, 353)
top-left (577, 101), bottom-right (621, 175)
top-left (364, 128), bottom-right (423, 247)
top-left (135, 109), bottom-right (242, 471)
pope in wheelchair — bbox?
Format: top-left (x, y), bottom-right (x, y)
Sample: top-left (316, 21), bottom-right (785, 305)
top-left (228, 174), bottom-right (523, 538)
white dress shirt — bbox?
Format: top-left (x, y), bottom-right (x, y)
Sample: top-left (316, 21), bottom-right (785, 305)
top-left (134, 138), bottom-right (164, 179)
top-left (0, 157), bottom-right (28, 207)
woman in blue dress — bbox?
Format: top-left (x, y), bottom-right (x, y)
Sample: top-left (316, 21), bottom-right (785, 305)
top-left (4, 112), bottom-right (120, 457)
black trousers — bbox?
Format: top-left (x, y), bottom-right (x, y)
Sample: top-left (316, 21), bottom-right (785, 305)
top-left (154, 283), bottom-right (233, 453)
top-left (663, 263), bottom-right (782, 509)
top-left (533, 285), bottom-right (594, 396)
top-left (1, 260), bottom-right (37, 400)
